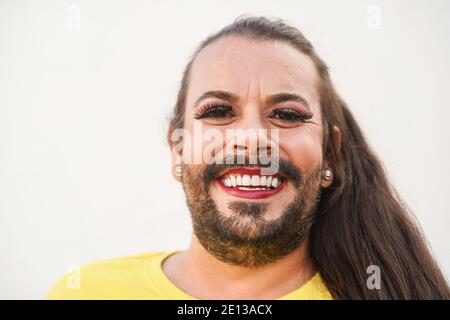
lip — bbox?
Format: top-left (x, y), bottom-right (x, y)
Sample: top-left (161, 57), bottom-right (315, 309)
top-left (215, 167), bottom-right (285, 200)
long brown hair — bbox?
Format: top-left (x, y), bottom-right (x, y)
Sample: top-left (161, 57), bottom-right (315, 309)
top-left (168, 16), bottom-right (450, 299)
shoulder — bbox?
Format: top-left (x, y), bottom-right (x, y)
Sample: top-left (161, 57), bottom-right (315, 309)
top-left (45, 251), bottom-right (171, 300)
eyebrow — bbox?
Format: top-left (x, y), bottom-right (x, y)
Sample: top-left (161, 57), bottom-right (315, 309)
top-left (267, 92), bottom-right (311, 111)
top-left (194, 90), bottom-right (239, 107)
top-left (194, 90), bottom-right (311, 111)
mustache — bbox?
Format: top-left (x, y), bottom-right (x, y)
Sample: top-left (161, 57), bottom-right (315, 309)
top-left (203, 155), bottom-right (301, 188)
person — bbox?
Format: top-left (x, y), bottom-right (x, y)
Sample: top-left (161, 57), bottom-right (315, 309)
top-left (46, 16), bottom-right (450, 300)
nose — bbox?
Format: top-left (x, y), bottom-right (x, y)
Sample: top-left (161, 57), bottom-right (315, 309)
top-left (234, 143), bottom-right (270, 155)
top-left (226, 102), bottom-right (279, 164)
top-left (230, 128), bottom-right (275, 163)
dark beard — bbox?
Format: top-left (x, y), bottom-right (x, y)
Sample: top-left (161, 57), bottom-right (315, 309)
top-left (181, 159), bottom-right (322, 268)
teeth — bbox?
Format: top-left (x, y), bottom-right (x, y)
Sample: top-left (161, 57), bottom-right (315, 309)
top-left (251, 175), bottom-right (260, 186)
top-left (271, 177), bottom-right (278, 188)
top-left (221, 173), bottom-right (282, 189)
top-left (230, 175), bottom-right (237, 187)
top-left (239, 187), bottom-right (269, 190)
top-left (266, 176), bottom-right (272, 188)
top-left (242, 175), bottom-right (251, 186)
top-left (260, 176), bottom-right (267, 186)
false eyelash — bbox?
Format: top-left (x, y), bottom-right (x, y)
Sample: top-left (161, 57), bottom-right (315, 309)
top-left (271, 108), bottom-right (313, 122)
top-left (194, 102), bottom-right (234, 119)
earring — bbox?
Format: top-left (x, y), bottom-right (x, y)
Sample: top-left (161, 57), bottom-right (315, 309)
top-left (175, 165), bottom-right (182, 177)
top-left (323, 169), bottom-right (333, 181)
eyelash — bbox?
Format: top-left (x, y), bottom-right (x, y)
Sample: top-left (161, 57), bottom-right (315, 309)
top-left (194, 103), bottom-right (312, 123)
top-left (270, 108), bottom-right (312, 123)
top-left (194, 103), bottom-right (234, 119)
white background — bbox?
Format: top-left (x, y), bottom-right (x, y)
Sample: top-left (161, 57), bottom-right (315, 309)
top-left (1, 0), bottom-right (449, 299)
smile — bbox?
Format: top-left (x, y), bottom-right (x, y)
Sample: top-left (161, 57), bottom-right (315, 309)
top-left (216, 167), bottom-right (285, 199)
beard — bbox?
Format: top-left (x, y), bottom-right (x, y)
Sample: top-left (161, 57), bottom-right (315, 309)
top-left (181, 158), bottom-right (323, 268)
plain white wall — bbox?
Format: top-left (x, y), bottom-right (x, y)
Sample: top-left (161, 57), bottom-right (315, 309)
top-left (1, 0), bottom-right (449, 299)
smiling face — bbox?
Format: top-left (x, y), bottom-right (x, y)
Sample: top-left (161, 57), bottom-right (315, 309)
top-left (171, 36), bottom-right (334, 267)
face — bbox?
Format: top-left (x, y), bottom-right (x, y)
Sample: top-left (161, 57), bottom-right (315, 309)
top-left (171, 36), bottom-right (333, 267)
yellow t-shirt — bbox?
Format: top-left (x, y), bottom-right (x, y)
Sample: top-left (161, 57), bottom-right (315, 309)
top-left (45, 251), bottom-right (333, 300)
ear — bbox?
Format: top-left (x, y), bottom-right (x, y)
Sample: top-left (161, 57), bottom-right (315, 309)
top-left (321, 125), bottom-right (341, 188)
top-left (333, 125), bottom-right (341, 155)
top-left (167, 126), bottom-right (184, 182)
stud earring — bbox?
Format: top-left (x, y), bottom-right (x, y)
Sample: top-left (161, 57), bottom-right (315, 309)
top-left (175, 165), bottom-right (182, 177)
top-left (323, 169), bottom-right (333, 181)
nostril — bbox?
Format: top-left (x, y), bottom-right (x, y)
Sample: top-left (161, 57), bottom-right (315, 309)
top-left (235, 145), bottom-right (247, 151)
top-left (257, 146), bottom-right (270, 152)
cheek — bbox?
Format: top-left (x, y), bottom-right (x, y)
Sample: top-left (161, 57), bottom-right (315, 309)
top-left (279, 129), bottom-right (324, 174)
top-left (181, 123), bottom-right (228, 164)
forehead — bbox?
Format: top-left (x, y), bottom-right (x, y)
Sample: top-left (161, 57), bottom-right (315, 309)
top-left (187, 36), bottom-right (320, 107)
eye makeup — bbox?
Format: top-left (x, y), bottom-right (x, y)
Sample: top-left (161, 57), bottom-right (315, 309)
top-left (269, 107), bottom-right (313, 123)
top-left (194, 101), bottom-right (235, 120)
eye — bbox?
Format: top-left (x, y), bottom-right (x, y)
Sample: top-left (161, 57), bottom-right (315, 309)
top-left (270, 108), bottom-right (312, 123)
top-left (194, 103), bottom-right (235, 120)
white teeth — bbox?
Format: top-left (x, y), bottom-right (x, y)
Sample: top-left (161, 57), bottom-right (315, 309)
top-left (222, 173), bottom-right (282, 189)
top-left (242, 175), bottom-right (251, 186)
top-left (260, 176), bottom-right (267, 186)
top-left (230, 175), bottom-right (237, 187)
top-left (266, 176), bottom-right (272, 188)
top-left (239, 187), bottom-right (267, 190)
top-left (271, 177), bottom-right (279, 188)
top-left (251, 175), bottom-right (260, 186)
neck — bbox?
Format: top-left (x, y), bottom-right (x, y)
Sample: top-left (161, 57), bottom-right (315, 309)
top-left (163, 232), bottom-right (315, 299)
